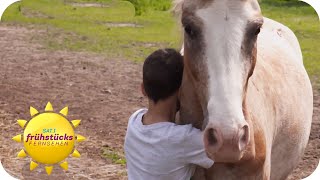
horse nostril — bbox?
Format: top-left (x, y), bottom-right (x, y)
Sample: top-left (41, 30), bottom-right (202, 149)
top-left (204, 128), bottom-right (223, 153)
top-left (238, 125), bottom-right (250, 151)
top-left (207, 128), bottom-right (218, 145)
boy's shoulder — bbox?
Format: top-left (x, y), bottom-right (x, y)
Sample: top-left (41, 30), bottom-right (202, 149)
top-left (167, 122), bottom-right (201, 141)
top-left (128, 108), bottom-right (147, 122)
top-left (128, 108), bottom-right (201, 141)
top-left (168, 122), bottom-right (195, 133)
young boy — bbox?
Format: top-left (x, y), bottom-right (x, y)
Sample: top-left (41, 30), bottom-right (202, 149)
top-left (124, 49), bottom-right (213, 180)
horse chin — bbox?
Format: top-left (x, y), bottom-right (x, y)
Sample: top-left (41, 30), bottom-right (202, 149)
top-left (207, 149), bottom-right (245, 163)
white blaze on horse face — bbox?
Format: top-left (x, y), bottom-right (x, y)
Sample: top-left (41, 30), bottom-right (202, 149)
top-left (196, 0), bottom-right (258, 129)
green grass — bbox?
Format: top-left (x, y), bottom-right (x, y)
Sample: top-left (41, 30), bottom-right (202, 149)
top-left (102, 147), bottom-right (126, 165)
top-left (2, 0), bottom-right (180, 61)
top-left (125, 0), bottom-right (171, 15)
top-left (2, 0), bottom-right (319, 85)
top-left (260, 0), bottom-right (320, 86)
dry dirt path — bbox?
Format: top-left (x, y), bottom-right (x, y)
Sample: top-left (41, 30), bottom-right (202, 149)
top-left (0, 25), bottom-right (143, 179)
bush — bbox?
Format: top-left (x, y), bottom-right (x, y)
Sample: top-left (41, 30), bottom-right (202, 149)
top-left (125, 0), bottom-right (171, 15)
top-left (149, 0), bottom-right (171, 11)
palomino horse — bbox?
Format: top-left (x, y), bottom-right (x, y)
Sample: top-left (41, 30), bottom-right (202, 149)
top-left (174, 0), bottom-right (313, 179)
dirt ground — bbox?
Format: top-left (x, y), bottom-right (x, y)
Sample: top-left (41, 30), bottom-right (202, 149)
top-left (0, 25), bottom-right (319, 180)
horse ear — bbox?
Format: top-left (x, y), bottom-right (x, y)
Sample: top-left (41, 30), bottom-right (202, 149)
top-left (172, 0), bottom-right (184, 16)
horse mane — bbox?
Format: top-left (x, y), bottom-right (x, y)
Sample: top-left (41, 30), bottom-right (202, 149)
top-left (172, 0), bottom-right (185, 55)
top-left (172, 0), bottom-right (184, 17)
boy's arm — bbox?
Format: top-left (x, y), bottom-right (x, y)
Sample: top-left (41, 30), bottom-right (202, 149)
top-left (183, 126), bottom-right (214, 168)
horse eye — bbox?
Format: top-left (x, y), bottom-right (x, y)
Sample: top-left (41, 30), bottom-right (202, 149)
top-left (185, 25), bottom-right (196, 38)
top-left (254, 27), bottom-right (261, 36)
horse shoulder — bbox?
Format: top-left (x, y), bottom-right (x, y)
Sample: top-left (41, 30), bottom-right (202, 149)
top-left (260, 17), bottom-right (303, 64)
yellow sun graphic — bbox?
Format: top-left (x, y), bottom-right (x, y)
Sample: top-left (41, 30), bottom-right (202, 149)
top-left (12, 102), bottom-right (85, 175)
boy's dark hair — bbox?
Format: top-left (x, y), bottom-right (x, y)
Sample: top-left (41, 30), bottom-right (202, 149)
top-left (143, 48), bottom-right (184, 103)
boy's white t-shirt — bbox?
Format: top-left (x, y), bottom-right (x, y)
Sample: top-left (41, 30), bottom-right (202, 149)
top-left (124, 108), bottom-right (214, 180)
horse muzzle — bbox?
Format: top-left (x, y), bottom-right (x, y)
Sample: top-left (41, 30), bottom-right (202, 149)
top-left (203, 121), bottom-right (250, 162)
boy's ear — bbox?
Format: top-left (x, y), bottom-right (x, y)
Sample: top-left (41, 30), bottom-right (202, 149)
top-left (141, 83), bottom-right (147, 96)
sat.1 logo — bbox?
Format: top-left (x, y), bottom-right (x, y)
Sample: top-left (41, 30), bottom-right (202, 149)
top-left (12, 102), bottom-right (85, 175)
